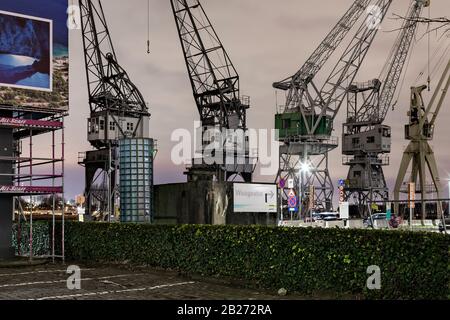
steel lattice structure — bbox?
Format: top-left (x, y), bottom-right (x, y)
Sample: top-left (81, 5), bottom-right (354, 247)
top-left (274, 0), bottom-right (392, 216)
top-left (342, 0), bottom-right (428, 216)
top-left (80, 0), bottom-right (149, 146)
top-left (78, 0), bottom-right (151, 218)
top-left (394, 58), bottom-right (450, 221)
top-left (171, 0), bottom-right (254, 182)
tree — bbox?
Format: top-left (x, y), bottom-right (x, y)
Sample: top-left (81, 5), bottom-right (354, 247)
top-left (38, 195), bottom-right (64, 210)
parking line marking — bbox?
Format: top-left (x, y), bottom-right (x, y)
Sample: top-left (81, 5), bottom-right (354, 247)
top-left (0, 268), bottom-right (94, 277)
top-left (0, 273), bottom-right (144, 288)
top-left (32, 281), bottom-right (196, 300)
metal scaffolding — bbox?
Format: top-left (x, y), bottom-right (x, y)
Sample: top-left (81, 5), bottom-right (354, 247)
top-left (0, 105), bottom-right (66, 261)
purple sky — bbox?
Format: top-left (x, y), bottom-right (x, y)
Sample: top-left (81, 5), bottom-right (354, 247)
top-left (54, 0), bottom-right (450, 199)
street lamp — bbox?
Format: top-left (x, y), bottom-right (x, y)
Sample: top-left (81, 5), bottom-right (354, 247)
top-left (298, 160), bottom-right (312, 220)
top-left (300, 161), bottom-right (311, 174)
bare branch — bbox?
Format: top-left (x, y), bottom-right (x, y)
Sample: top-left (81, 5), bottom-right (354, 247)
top-left (391, 14), bottom-right (450, 36)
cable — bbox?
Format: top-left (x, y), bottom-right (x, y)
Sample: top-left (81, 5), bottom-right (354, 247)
top-left (70, 0), bottom-right (77, 28)
top-left (147, 0), bottom-right (150, 54)
top-left (430, 42), bottom-right (450, 81)
top-left (414, 35), bottom-right (450, 85)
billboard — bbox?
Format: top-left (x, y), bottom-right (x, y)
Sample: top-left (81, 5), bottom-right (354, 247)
top-left (0, 11), bottom-right (52, 91)
top-left (233, 183), bottom-right (277, 213)
top-left (0, 0), bottom-right (68, 111)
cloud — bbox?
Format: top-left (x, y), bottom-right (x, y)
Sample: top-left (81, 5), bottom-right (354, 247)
top-left (67, 0), bottom-right (450, 200)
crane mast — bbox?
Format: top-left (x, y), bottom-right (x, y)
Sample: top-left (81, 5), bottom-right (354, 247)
top-left (171, 0), bottom-right (254, 182)
top-left (274, 0), bottom-right (392, 217)
top-left (342, 0), bottom-right (429, 216)
top-left (78, 0), bottom-right (153, 221)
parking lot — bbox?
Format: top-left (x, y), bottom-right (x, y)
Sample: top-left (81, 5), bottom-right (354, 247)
top-left (0, 262), bottom-right (314, 300)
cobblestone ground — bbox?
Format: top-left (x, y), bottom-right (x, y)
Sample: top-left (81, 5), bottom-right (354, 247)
top-left (0, 263), bottom-right (315, 300)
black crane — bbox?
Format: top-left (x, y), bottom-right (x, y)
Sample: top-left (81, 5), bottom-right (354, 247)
top-left (170, 0), bottom-right (254, 182)
top-left (78, 0), bottom-right (151, 219)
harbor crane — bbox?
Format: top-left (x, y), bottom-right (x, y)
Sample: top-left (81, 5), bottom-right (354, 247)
top-left (342, 0), bottom-right (429, 217)
top-left (78, 0), bottom-right (152, 219)
top-left (170, 0), bottom-right (255, 183)
top-left (273, 0), bottom-right (393, 217)
top-left (394, 57), bottom-right (450, 222)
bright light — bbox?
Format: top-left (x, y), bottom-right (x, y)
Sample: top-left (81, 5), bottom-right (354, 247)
top-left (299, 161), bottom-right (311, 174)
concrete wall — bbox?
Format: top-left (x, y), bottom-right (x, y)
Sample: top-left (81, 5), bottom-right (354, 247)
top-left (154, 182), bottom-right (276, 226)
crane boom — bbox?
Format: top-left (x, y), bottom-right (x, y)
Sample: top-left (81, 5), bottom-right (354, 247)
top-left (318, 0), bottom-right (392, 121)
top-left (424, 58), bottom-right (450, 127)
top-left (356, 0), bottom-right (428, 124)
top-left (277, 0), bottom-right (392, 134)
top-left (171, 0), bottom-right (246, 130)
top-left (171, 0), bottom-right (253, 182)
top-left (79, 0), bottom-right (149, 118)
top-left (274, 0), bottom-right (372, 91)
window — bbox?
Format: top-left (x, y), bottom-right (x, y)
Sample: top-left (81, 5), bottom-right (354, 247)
top-left (99, 119), bottom-right (105, 131)
top-left (110, 121), bottom-right (116, 131)
top-left (94, 118), bottom-right (99, 133)
top-left (367, 136), bottom-right (375, 143)
top-left (352, 138), bottom-right (359, 145)
top-left (127, 122), bottom-right (134, 131)
top-left (282, 119), bottom-right (291, 129)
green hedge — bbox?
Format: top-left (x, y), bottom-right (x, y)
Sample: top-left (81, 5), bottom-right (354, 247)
top-left (12, 222), bottom-right (51, 256)
top-left (58, 222), bottom-right (449, 299)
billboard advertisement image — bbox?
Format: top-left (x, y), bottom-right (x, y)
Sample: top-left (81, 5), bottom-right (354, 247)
top-left (0, 0), bottom-right (68, 111)
top-left (233, 183), bottom-right (277, 213)
top-left (0, 11), bottom-right (52, 91)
